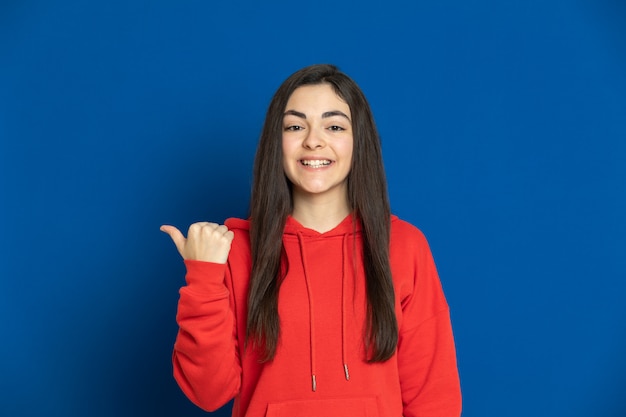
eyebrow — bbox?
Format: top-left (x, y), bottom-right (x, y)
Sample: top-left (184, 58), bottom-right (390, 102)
top-left (284, 109), bottom-right (351, 121)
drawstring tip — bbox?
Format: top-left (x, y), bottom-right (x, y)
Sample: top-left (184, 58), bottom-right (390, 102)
top-left (343, 364), bottom-right (350, 381)
top-left (312, 375), bottom-right (317, 392)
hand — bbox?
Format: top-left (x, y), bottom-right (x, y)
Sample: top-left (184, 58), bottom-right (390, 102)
top-left (160, 222), bottom-right (234, 264)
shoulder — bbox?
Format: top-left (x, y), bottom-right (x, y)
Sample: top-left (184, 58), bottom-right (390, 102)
top-left (225, 217), bottom-right (251, 240)
top-left (389, 215), bottom-right (437, 283)
top-left (224, 217), bottom-right (252, 262)
top-left (390, 215), bottom-right (430, 250)
top-left (389, 216), bottom-right (446, 312)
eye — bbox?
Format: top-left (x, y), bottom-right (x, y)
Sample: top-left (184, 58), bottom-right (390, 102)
top-left (284, 125), bottom-right (304, 132)
top-left (328, 125), bottom-right (345, 132)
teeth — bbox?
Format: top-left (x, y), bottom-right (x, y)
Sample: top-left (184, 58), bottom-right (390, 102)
top-left (301, 159), bottom-right (331, 168)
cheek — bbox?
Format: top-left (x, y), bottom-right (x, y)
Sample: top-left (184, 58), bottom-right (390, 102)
top-left (282, 135), bottom-right (296, 156)
top-left (281, 141), bottom-right (296, 181)
top-left (342, 141), bottom-right (354, 164)
top-left (281, 138), bottom-right (289, 164)
top-left (282, 140), bottom-right (292, 165)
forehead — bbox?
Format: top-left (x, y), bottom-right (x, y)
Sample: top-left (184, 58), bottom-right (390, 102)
top-left (285, 84), bottom-right (350, 115)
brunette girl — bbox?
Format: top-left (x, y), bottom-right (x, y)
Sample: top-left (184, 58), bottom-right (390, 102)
top-left (161, 64), bottom-right (461, 417)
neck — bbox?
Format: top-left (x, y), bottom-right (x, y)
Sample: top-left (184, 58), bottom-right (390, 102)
top-left (291, 191), bottom-right (351, 233)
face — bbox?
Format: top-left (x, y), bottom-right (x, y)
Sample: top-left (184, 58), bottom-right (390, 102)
top-left (282, 84), bottom-right (354, 204)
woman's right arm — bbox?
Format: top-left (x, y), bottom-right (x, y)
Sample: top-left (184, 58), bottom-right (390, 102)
top-left (161, 223), bottom-right (241, 411)
top-left (173, 260), bottom-right (241, 411)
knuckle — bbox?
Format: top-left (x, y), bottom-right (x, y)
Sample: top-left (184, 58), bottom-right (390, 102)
top-left (201, 226), bottom-right (216, 236)
top-left (200, 223), bottom-right (218, 233)
top-left (189, 222), bottom-right (202, 231)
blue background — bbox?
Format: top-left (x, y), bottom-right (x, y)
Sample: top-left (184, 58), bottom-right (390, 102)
top-left (1, 1), bottom-right (625, 416)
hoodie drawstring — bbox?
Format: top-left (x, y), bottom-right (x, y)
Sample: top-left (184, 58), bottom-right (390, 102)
top-left (341, 234), bottom-right (350, 382)
top-left (297, 232), bottom-right (317, 392)
top-left (296, 230), bottom-right (351, 392)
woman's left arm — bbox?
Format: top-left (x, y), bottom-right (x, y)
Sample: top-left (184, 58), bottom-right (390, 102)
top-left (397, 309), bottom-right (462, 417)
top-left (393, 225), bottom-right (462, 417)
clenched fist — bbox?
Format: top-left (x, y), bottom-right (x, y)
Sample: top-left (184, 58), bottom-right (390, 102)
top-left (160, 222), bottom-right (234, 264)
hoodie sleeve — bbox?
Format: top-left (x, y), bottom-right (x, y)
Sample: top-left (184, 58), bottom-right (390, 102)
top-left (394, 225), bottom-right (462, 417)
top-left (172, 259), bottom-right (241, 412)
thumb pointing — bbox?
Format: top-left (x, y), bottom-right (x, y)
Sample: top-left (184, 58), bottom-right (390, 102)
top-left (160, 225), bottom-right (186, 256)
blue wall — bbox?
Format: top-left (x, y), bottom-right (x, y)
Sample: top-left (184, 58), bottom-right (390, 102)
top-left (1, 1), bottom-right (625, 416)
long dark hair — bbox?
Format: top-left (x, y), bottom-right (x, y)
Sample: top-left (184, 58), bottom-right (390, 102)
top-left (247, 64), bottom-right (397, 362)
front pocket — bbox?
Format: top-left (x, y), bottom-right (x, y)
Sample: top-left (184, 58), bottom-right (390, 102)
top-left (265, 397), bottom-right (380, 417)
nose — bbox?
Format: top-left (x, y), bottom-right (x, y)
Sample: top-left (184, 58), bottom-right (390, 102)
top-left (302, 127), bottom-right (325, 149)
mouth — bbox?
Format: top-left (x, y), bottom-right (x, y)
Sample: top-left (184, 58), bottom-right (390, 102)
top-left (300, 159), bottom-right (332, 168)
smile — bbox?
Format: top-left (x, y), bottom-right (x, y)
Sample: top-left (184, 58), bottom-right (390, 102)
top-left (300, 160), bottom-right (332, 168)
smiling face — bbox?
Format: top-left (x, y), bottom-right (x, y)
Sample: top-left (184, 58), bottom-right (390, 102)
top-left (282, 83), bottom-right (354, 207)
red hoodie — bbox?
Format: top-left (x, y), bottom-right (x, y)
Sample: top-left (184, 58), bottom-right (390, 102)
top-left (173, 215), bottom-right (461, 417)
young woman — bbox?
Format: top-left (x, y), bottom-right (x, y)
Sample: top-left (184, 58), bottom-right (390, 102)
top-left (161, 64), bottom-right (462, 417)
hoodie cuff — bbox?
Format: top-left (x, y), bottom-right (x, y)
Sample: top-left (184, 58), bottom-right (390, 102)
top-left (183, 259), bottom-right (228, 294)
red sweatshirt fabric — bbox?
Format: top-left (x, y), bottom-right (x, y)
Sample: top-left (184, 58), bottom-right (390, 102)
top-left (173, 215), bottom-right (461, 417)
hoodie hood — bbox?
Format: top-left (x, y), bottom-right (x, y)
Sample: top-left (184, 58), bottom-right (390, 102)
top-left (283, 214), bottom-right (362, 238)
top-left (225, 213), bottom-right (368, 236)
top-left (226, 214), bottom-right (399, 234)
